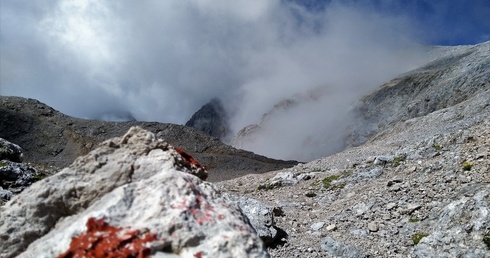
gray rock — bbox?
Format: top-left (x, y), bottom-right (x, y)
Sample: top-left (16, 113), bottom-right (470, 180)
top-left (0, 138), bottom-right (23, 163)
top-left (270, 172), bottom-right (299, 186)
top-left (0, 160), bottom-right (37, 193)
top-left (367, 222), bottom-right (378, 232)
top-left (359, 167), bottom-right (383, 179)
top-left (326, 224), bottom-right (337, 231)
top-left (374, 155), bottom-right (394, 165)
top-left (311, 222), bottom-right (325, 231)
top-left (412, 185), bottom-right (490, 257)
top-left (228, 194), bottom-right (278, 245)
top-left (0, 127), bottom-right (269, 258)
top-left (258, 172), bottom-right (299, 190)
top-left (0, 187), bottom-right (13, 203)
top-left (321, 237), bottom-right (365, 258)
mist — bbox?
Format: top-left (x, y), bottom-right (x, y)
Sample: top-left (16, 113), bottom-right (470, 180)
top-left (1, 0), bottom-right (429, 161)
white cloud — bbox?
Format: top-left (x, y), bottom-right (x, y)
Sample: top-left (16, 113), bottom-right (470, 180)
top-left (1, 0), bottom-right (428, 160)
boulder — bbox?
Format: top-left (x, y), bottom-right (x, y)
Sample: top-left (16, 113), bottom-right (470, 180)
top-left (0, 127), bottom-right (269, 258)
top-left (228, 195), bottom-right (278, 245)
top-left (0, 138), bottom-right (23, 163)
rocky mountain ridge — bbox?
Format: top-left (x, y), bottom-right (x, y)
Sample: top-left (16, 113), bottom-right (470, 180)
top-left (0, 96), bottom-right (297, 182)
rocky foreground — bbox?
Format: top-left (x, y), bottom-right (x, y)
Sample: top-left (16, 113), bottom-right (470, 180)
top-left (1, 127), bottom-right (274, 257)
top-left (219, 108), bottom-right (489, 257)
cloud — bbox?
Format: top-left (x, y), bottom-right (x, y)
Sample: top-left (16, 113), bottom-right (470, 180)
top-left (1, 0), bottom-right (430, 160)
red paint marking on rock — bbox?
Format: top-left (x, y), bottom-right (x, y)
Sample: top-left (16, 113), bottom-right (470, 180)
top-left (57, 217), bottom-right (157, 258)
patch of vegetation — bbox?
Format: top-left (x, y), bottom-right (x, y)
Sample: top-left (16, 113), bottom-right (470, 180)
top-left (310, 168), bottom-right (323, 172)
top-left (432, 144), bottom-right (442, 151)
top-left (463, 161), bottom-right (473, 171)
top-left (0, 147), bottom-right (12, 154)
top-left (392, 156), bottom-right (406, 167)
top-left (408, 218), bottom-right (420, 223)
top-left (412, 233), bottom-right (429, 245)
top-left (0, 161), bottom-right (7, 167)
top-left (32, 173), bottom-right (48, 181)
top-left (322, 175), bottom-right (340, 188)
top-left (318, 175), bottom-right (345, 190)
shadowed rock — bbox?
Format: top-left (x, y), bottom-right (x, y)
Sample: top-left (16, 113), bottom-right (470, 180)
top-left (186, 98), bottom-right (229, 140)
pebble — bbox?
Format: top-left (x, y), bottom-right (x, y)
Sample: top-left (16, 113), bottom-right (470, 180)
top-left (326, 224), bottom-right (337, 231)
top-left (368, 222), bottom-right (379, 232)
top-left (311, 222), bottom-right (325, 231)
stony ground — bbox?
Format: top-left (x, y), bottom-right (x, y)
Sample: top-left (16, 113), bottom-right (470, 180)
top-left (217, 90), bottom-right (490, 257)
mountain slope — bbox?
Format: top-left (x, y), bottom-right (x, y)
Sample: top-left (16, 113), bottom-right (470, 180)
top-left (217, 41), bottom-right (490, 257)
top-left (348, 41), bottom-right (490, 146)
top-left (0, 96), bottom-right (297, 182)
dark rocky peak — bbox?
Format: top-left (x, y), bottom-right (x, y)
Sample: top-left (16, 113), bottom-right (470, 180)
top-left (185, 98), bottom-right (229, 139)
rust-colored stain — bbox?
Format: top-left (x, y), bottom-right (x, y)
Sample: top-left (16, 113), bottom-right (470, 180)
top-left (174, 147), bottom-right (206, 171)
top-left (58, 217), bottom-right (157, 258)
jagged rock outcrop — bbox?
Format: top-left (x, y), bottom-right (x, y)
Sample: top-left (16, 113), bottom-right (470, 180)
top-left (186, 98), bottom-right (229, 139)
top-left (0, 96), bottom-right (297, 182)
top-left (0, 127), bottom-right (270, 258)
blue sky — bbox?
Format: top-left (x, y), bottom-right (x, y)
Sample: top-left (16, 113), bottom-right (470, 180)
top-left (291, 0), bottom-right (490, 45)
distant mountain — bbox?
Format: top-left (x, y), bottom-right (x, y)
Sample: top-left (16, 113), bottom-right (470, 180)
top-left (0, 96), bottom-right (297, 182)
top-left (185, 98), bottom-right (229, 139)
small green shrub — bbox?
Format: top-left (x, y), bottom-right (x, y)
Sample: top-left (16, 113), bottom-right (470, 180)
top-left (0, 147), bottom-right (11, 154)
top-left (463, 161), bottom-right (473, 171)
top-left (322, 175), bottom-right (340, 188)
top-left (310, 168), bottom-right (323, 172)
top-left (408, 218), bottom-right (420, 223)
top-left (412, 233), bottom-right (429, 245)
top-left (32, 173), bottom-right (48, 181)
top-left (316, 175), bottom-right (345, 190)
top-left (392, 156), bottom-right (406, 167)
top-left (0, 161), bottom-right (7, 167)
top-left (432, 144), bottom-right (442, 151)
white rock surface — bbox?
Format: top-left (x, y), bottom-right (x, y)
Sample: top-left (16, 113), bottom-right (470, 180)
top-left (0, 127), bottom-right (268, 258)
